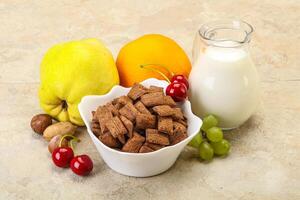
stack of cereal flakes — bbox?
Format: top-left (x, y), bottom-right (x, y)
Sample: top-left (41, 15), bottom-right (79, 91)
top-left (91, 83), bottom-right (188, 153)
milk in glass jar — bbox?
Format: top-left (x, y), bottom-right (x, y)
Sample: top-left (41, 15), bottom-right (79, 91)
top-left (189, 20), bottom-right (259, 129)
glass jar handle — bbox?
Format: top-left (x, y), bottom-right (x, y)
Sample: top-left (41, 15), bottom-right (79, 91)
top-left (192, 31), bottom-right (201, 65)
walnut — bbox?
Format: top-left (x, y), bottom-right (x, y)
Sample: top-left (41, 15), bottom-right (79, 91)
top-left (30, 114), bottom-right (53, 135)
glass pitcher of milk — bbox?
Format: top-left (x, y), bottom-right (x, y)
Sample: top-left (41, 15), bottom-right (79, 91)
top-left (189, 19), bottom-right (259, 129)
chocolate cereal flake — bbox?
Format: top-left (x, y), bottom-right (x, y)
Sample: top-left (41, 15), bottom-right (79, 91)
top-left (96, 106), bottom-right (113, 133)
top-left (122, 132), bottom-right (145, 153)
top-left (173, 121), bottom-right (187, 134)
top-left (105, 102), bottom-right (119, 116)
top-left (136, 113), bottom-right (156, 130)
top-left (134, 101), bottom-right (151, 115)
top-left (158, 117), bottom-right (173, 135)
top-left (163, 95), bottom-right (176, 106)
top-left (127, 83), bottom-right (148, 100)
top-left (99, 132), bottom-right (121, 148)
top-left (118, 134), bottom-right (126, 144)
top-left (140, 92), bottom-right (165, 107)
top-left (172, 107), bottom-right (184, 120)
top-left (139, 145), bottom-right (154, 153)
top-left (105, 116), bottom-right (128, 139)
top-left (175, 119), bottom-right (188, 127)
top-left (146, 129), bottom-right (170, 146)
top-left (119, 102), bottom-right (139, 122)
top-left (144, 142), bottom-right (165, 151)
top-left (170, 122), bottom-right (188, 145)
top-left (91, 121), bottom-right (102, 137)
top-left (116, 95), bottom-right (133, 107)
top-left (170, 131), bottom-right (188, 145)
top-left (120, 115), bottom-right (134, 138)
top-left (148, 86), bottom-right (164, 93)
top-left (153, 105), bottom-right (175, 117)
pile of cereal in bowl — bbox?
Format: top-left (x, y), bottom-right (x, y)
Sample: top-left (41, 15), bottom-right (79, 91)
top-left (91, 83), bottom-right (188, 153)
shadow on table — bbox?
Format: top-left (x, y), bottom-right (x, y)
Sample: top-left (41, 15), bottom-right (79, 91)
top-left (224, 114), bottom-right (263, 142)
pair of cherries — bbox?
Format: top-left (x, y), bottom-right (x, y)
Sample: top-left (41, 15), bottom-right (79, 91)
top-left (52, 135), bottom-right (93, 176)
top-left (140, 64), bottom-right (189, 102)
top-left (166, 75), bottom-right (189, 102)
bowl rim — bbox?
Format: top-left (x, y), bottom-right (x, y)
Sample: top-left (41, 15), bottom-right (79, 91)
top-left (78, 78), bottom-right (202, 157)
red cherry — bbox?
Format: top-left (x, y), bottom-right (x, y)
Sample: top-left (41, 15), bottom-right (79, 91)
top-left (70, 155), bottom-right (93, 176)
top-left (52, 147), bottom-right (74, 168)
top-left (171, 75), bottom-right (189, 89)
top-left (166, 82), bottom-right (187, 102)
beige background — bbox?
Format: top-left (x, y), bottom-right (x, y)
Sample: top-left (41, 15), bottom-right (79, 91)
top-left (0, 0), bottom-right (299, 199)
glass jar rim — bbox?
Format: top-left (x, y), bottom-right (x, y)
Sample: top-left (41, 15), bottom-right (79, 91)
top-left (199, 19), bottom-right (254, 48)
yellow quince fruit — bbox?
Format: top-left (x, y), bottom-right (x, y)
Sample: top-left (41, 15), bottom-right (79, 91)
top-left (39, 38), bottom-right (119, 126)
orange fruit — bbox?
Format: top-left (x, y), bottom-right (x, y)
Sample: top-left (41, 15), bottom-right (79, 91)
top-left (116, 34), bottom-right (191, 87)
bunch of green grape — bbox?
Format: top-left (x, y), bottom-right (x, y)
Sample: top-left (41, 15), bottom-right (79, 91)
top-left (189, 115), bottom-right (231, 160)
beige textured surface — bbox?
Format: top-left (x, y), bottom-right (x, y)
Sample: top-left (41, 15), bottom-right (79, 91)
top-left (0, 0), bottom-right (299, 199)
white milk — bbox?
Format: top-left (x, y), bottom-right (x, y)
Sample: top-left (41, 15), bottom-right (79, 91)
top-left (189, 42), bottom-right (259, 128)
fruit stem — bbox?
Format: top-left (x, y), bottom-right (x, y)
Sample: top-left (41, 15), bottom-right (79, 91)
top-left (140, 64), bottom-right (171, 83)
top-left (61, 100), bottom-right (68, 111)
top-left (141, 64), bottom-right (175, 77)
top-left (59, 134), bottom-right (80, 150)
top-left (69, 139), bottom-right (75, 152)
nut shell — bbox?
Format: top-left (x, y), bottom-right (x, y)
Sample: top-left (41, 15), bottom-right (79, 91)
top-left (30, 114), bottom-right (53, 135)
top-left (48, 135), bottom-right (68, 153)
top-left (43, 122), bottom-right (77, 141)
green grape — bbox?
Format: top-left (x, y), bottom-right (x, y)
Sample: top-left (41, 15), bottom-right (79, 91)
top-left (199, 141), bottom-right (214, 160)
top-left (201, 114), bottom-right (218, 132)
top-left (206, 127), bottom-right (223, 142)
top-left (188, 133), bottom-right (203, 148)
top-left (211, 139), bottom-right (231, 156)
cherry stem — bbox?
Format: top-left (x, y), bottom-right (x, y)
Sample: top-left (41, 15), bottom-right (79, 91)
top-left (141, 64), bottom-right (175, 77)
top-left (69, 139), bottom-right (75, 151)
top-left (59, 134), bottom-right (80, 152)
top-left (140, 65), bottom-right (171, 83)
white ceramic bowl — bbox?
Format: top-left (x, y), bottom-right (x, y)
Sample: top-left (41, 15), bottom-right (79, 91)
top-left (78, 78), bottom-right (202, 177)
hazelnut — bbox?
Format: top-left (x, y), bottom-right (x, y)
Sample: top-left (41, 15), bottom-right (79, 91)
top-left (48, 135), bottom-right (68, 153)
top-left (30, 114), bottom-right (53, 135)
